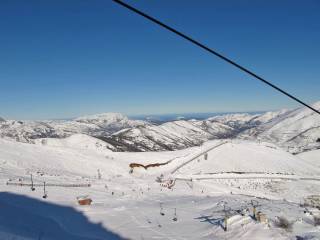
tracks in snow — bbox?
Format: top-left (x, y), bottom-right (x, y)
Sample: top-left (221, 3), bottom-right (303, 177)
top-left (170, 140), bottom-right (229, 174)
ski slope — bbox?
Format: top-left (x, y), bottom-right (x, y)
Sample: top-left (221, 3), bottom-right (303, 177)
top-left (297, 149), bottom-right (320, 167)
top-left (171, 140), bottom-right (318, 176)
top-left (0, 137), bottom-right (320, 239)
top-left (34, 134), bottom-right (115, 153)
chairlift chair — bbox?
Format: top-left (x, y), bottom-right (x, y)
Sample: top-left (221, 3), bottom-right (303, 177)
top-left (173, 208), bottom-right (177, 221)
top-left (160, 203), bottom-right (165, 216)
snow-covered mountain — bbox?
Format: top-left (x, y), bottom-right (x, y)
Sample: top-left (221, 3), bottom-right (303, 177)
top-left (0, 113), bottom-right (148, 144)
top-left (104, 120), bottom-right (237, 151)
top-left (0, 120), bottom-right (62, 143)
top-left (241, 101), bottom-right (320, 153)
top-left (74, 112), bottom-right (147, 134)
top-left (1, 102), bottom-right (319, 153)
top-left (104, 111), bottom-right (292, 152)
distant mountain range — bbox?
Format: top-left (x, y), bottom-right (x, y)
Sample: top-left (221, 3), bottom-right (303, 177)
top-left (1, 102), bottom-right (319, 153)
top-left (129, 111), bottom-right (264, 124)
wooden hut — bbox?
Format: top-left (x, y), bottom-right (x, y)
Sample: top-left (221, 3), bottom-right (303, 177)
top-left (77, 196), bottom-right (92, 205)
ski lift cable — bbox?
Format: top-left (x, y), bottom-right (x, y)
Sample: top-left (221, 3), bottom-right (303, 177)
top-left (113, 0), bottom-right (320, 115)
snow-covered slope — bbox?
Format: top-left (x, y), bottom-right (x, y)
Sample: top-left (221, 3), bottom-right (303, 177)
top-left (0, 120), bottom-right (62, 143)
top-left (1, 102), bottom-right (319, 153)
top-left (106, 111), bottom-right (291, 152)
top-left (297, 149), bottom-right (320, 168)
top-left (75, 112), bottom-right (147, 133)
top-left (34, 134), bottom-right (116, 153)
top-left (241, 102), bottom-right (320, 153)
top-left (0, 138), bottom-right (126, 180)
top-left (174, 141), bottom-right (317, 176)
top-left (0, 113), bottom-right (148, 144)
top-left (1, 137), bottom-right (320, 239)
top-left (106, 120), bottom-right (235, 151)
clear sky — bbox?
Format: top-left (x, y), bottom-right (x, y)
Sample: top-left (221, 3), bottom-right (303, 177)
top-left (0, 0), bottom-right (319, 119)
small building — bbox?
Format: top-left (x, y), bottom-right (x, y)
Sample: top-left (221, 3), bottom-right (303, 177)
top-left (77, 196), bottom-right (92, 205)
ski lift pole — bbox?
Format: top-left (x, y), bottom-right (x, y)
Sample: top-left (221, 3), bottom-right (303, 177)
top-left (30, 174), bottom-right (35, 191)
top-left (173, 208), bottom-right (177, 221)
top-left (43, 181), bottom-right (47, 199)
top-left (251, 200), bottom-right (259, 220)
top-left (223, 204), bottom-right (229, 231)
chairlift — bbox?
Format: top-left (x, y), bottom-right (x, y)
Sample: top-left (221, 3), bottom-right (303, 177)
top-left (42, 181), bottom-right (47, 199)
top-left (30, 174), bottom-right (35, 191)
top-left (172, 208), bottom-right (177, 221)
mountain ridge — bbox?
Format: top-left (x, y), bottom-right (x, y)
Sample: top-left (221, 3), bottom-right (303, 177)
top-left (1, 101), bottom-right (319, 153)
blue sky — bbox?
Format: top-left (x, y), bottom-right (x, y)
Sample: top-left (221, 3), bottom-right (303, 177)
top-left (0, 0), bottom-right (319, 119)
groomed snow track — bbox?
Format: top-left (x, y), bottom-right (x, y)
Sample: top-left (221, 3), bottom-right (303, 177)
top-left (170, 140), bottom-right (229, 174)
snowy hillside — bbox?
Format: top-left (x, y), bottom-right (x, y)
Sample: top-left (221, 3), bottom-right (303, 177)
top-left (0, 120), bottom-right (63, 143)
top-left (172, 141), bottom-right (317, 176)
top-left (34, 134), bottom-right (116, 153)
top-left (75, 112), bottom-right (148, 133)
top-left (1, 102), bottom-right (319, 153)
top-left (241, 102), bottom-right (320, 153)
top-left (106, 120), bottom-right (234, 151)
top-left (0, 113), bottom-right (148, 144)
top-left (105, 110), bottom-right (294, 152)
top-left (1, 138), bottom-right (320, 239)
top-left (297, 149), bottom-right (320, 167)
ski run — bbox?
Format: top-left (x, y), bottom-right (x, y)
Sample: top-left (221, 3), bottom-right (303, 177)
top-left (0, 132), bottom-right (320, 239)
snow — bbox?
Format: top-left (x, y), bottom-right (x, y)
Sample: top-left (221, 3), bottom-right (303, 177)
top-left (0, 112), bottom-right (148, 144)
top-left (173, 140), bottom-right (318, 176)
top-left (208, 113), bottom-right (258, 123)
top-left (34, 134), bottom-right (115, 153)
top-left (1, 101), bottom-right (319, 153)
top-left (297, 149), bottom-right (320, 167)
top-left (253, 102), bottom-right (320, 152)
top-left (75, 112), bottom-right (127, 121)
top-left (253, 109), bottom-right (289, 123)
top-left (75, 112), bottom-right (147, 129)
top-left (110, 120), bottom-right (236, 151)
top-left (1, 102), bottom-right (320, 239)
top-left (1, 137), bottom-right (320, 239)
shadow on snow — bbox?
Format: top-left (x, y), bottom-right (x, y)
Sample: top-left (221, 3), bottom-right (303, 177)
top-left (195, 215), bottom-right (225, 231)
top-left (0, 192), bottom-right (126, 240)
